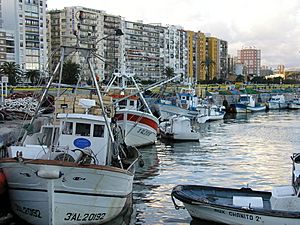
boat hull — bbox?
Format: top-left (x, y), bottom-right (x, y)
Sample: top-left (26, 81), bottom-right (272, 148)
top-left (288, 103), bottom-right (300, 109)
top-left (160, 130), bottom-right (200, 141)
top-left (115, 109), bottom-right (158, 147)
top-left (234, 104), bottom-right (266, 113)
top-left (185, 202), bottom-right (300, 225)
top-left (172, 185), bottom-right (300, 225)
top-left (156, 104), bottom-right (198, 120)
top-left (268, 102), bottom-right (288, 110)
top-left (0, 159), bottom-right (134, 225)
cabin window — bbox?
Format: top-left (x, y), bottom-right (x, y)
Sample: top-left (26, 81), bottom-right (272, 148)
top-left (93, 124), bottom-right (105, 137)
top-left (75, 123), bottom-right (91, 136)
top-left (129, 100), bottom-right (135, 106)
top-left (119, 100), bottom-right (127, 106)
top-left (62, 122), bottom-right (73, 135)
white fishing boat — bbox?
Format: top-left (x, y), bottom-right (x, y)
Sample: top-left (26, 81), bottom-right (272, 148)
top-left (104, 33), bottom-right (159, 147)
top-left (233, 94), bottom-right (266, 113)
top-left (156, 86), bottom-right (199, 120)
top-left (105, 72), bottom-right (159, 148)
top-left (159, 115), bottom-right (200, 141)
top-left (171, 153), bottom-right (300, 225)
top-left (267, 94), bottom-right (288, 109)
top-left (0, 37), bottom-right (141, 225)
top-left (288, 96), bottom-right (300, 109)
top-left (196, 104), bottom-right (225, 122)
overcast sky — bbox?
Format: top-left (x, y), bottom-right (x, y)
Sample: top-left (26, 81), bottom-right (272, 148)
top-left (48, 0), bottom-right (300, 69)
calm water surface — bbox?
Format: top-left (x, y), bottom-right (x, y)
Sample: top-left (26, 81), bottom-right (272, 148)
top-left (6, 110), bottom-right (300, 225)
top-left (132, 110), bottom-right (300, 225)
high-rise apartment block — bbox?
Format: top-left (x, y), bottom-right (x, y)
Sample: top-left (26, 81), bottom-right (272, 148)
top-left (237, 47), bottom-right (261, 76)
top-left (1, 0), bottom-right (48, 71)
top-left (0, 30), bottom-right (15, 64)
top-left (47, 6), bottom-right (107, 80)
top-left (1, 3), bottom-right (229, 83)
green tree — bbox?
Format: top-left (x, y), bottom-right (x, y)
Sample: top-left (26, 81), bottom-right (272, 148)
top-left (62, 60), bottom-right (80, 85)
top-left (200, 56), bottom-right (216, 82)
top-left (26, 70), bottom-right (40, 85)
top-left (0, 62), bottom-right (23, 85)
top-left (164, 66), bottom-right (175, 78)
top-left (236, 75), bottom-right (245, 82)
top-left (159, 67), bottom-right (175, 96)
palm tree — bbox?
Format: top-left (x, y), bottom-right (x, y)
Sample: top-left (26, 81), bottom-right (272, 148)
top-left (26, 70), bottom-right (40, 85)
top-left (200, 56), bottom-right (215, 82)
top-left (0, 62), bottom-right (23, 85)
top-left (164, 66), bottom-right (175, 78)
top-left (62, 60), bottom-right (80, 85)
top-left (159, 67), bottom-right (175, 96)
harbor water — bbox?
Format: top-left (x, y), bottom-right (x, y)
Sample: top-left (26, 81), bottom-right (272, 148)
top-left (3, 109), bottom-right (300, 225)
top-left (132, 109), bottom-right (300, 225)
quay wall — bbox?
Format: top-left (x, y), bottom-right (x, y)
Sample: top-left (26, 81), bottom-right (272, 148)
top-left (209, 92), bottom-right (297, 106)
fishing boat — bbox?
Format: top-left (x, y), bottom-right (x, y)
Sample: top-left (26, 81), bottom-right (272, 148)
top-left (0, 41), bottom-right (141, 224)
top-left (171, 153), bottom-right (300, 225)
top-left (196, 104), bottom-right (225, 122)
top-left (104, 33), bottom-right (159, 147)
top-left (267, 94), bottom-right (288, 110)
top-left (232, 94), bottom-right (266, 113)
top-left (105, 73), bottom-right (159, 147)
top-left (288, 96), bottom-right (300, 109)
top-left (159, 115), bottom-right (200, 141)
top-left (156, 86), bottom-right (199, 120)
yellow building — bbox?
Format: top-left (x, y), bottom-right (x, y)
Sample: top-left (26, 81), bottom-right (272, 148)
top-left (196, 32), bottom-right (206, 81)
top-left (187, 31), bottom-right (194, 79)
top-left (206, 37), bottom-right (219, 80)
top-left (187, 31), bottom-right (206, 82)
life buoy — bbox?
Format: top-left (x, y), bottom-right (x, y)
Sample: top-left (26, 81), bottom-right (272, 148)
top-left (0, 169), bottom-right (7, 195)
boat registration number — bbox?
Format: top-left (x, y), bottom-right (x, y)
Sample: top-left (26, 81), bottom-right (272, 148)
top-left (214, 209), bottom-right (262, 222)
top-left (64, 212), bottom-right (106, 222)
top-left (137, 128), bottom-right (152, 136)
top-left (15, 203), bottom-right (42, 218)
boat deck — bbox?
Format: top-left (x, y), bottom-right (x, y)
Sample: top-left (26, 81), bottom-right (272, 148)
top-left (175, 185), bottom-right (272, 210)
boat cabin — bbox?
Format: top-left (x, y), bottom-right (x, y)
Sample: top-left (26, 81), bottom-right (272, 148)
top-left (269, 95), bottom-right (286, 103)
top-left (239, 94), bottom-right (255, 107)
top-left (111, 94), bottom-right (139, 110)
top-left (56, 113), bottom-right (110, 165)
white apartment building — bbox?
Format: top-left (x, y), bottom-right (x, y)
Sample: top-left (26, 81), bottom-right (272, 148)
top-left (163, 25), bottom-right (188, 76)
top-left (0, 30), bottom-right (16, 64)
top-left (123, 21), bottom-right (163, 81)
top-left (1, 0), bottom-right (48, 71)
top-left (47, 7), bottom-right (126, 82)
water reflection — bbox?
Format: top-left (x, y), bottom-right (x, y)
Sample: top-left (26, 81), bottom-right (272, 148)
top-left (132, 110), bottom-right (300, 225)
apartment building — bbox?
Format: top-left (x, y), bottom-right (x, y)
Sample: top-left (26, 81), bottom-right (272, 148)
top-left (186, 31), bottom-right (206, 82)
top-left (237, 47), bottom-right (261, 76)
top-left (47, 6), bottom-right (107, 81)
top-left (123, 20), bottom-right (162, 81)
top-left (206, 36), bottom-right (219, 81)
top-left (162, 25), bottom-right (188, 76)
top-left (219, 39), bottom-right (228, 80)
top-left (1, 0), bottom-right (48, 71)
top-left (103, 14), bottom-right (122, 80)
top-left (0, 30), bottom-right (16, 65)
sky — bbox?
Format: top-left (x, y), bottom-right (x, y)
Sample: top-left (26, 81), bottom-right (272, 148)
top-left (47, 0), bottom-right (300, 69)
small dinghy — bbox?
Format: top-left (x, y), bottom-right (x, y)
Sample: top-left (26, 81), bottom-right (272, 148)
top-left (171, 153), bottom-right (300, 225)
top-left (159, 115), bottom-right (200, 141)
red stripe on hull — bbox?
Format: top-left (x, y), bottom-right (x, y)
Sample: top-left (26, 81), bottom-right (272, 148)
top-left (115, 113), bottom-right (158, 131)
